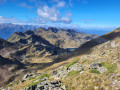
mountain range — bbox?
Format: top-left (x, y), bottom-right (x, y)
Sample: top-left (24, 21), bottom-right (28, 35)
top-left (7, 27), bottom-right (98, 48)
top-left (0, 26), bottom-right (98, 88)
top-left (1, 26), bottom-right (120, 90)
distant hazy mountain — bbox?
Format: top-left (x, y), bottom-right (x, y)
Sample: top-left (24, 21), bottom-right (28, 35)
top-left (81, 28), bottom-right (114, 35)
top-left (0, 23), bottom-right (39, 39)
top-left (0, 23), bottom-right (114, 41)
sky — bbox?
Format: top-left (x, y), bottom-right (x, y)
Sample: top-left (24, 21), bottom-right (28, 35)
top-left (0, 0), bottom-right (120, 29)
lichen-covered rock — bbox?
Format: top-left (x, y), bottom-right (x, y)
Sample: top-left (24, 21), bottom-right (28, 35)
top-left (69, 63), bottom-right (84, 71)
top-left (89, 61), bottom-right (108, 73)
top-left (97, 67), bottom-right (108, 73)
top-left (22, 73), bottom-right (38, 82)
top-left (52, 63), bottom-right (84, 79)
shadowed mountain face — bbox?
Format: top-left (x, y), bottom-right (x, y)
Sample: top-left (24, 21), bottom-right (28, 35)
top-left (0, 55), bottom-right (25, 88)
top-left (34, 27), bottom-right (98, 48)
top-left (0, 38), bottom-right (17, 57)
top-left (0, 38), bottom-right (14, 50)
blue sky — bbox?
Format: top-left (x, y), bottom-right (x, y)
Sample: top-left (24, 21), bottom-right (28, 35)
top-left (0, 0), bottom-right (120, 28)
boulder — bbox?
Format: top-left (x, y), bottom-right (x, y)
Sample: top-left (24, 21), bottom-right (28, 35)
top-left (52, 63), bottom-right (84, 78)
top-left (69, 63), bottom-right (84, 71)
top-left (36, 80), bottom-right (65, 90)
top-left (89, 62), bottom-right (102, 69)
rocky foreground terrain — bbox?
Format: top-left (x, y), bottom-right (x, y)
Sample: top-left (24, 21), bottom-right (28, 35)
top-left (1, 28), bottom-right (120, 90)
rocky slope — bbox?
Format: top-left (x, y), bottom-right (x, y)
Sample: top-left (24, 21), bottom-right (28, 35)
top-left (4, 27), bottom-right (120, 90)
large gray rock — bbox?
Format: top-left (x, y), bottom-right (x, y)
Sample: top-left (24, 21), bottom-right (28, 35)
top-left (89, 62), bottom-right (102, 69)
top-left (36, 80), bottom-right (64, 90)
top-left (69, 63), bottom-right (84, 71)
top-left (89, 61), bottom-right (108, 73)
top-left (97, 67), bottom-right (108, 73)
top-left (52, 63), bottom-right (84, 78)
top-left (21, 73), bottom-right (37, 83)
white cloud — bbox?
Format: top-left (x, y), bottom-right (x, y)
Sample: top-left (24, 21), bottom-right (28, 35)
top-left (37, 6), bottom-right (71, 24)
top-left (0, 0), bottom-right (72, 24)
top-left (56, 1), bottom-right (65, 8)
top-left (52, 0), bottom-right (65, 8)
top-left (0, 16), bottom-right (27, 24)
top-left (37, 6), bottom-right (59, 23)
top-left (60, 13), bottom-right (72, 23)
top-left (0, 16), bottom-right (3, 18)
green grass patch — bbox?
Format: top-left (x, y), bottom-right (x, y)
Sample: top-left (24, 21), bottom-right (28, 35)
top-left (105, 63), bottom-right (116, 74)
top-left (29, 77), bottom-right (36, 80)
top-left (90, 69), bottom-right (100, 74)
top-left (38, 73), bottom-right (50, 79)
top-left (27, 81), bottom-right (41, 87)
top-left (68, 70), bottom-right (81, 77)
top-left (76, 58), bottom-right (80, 61)
top-left (81, 59), bottom-right (88, 64)
top-left (66, 58), bottom-right (79, 68)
